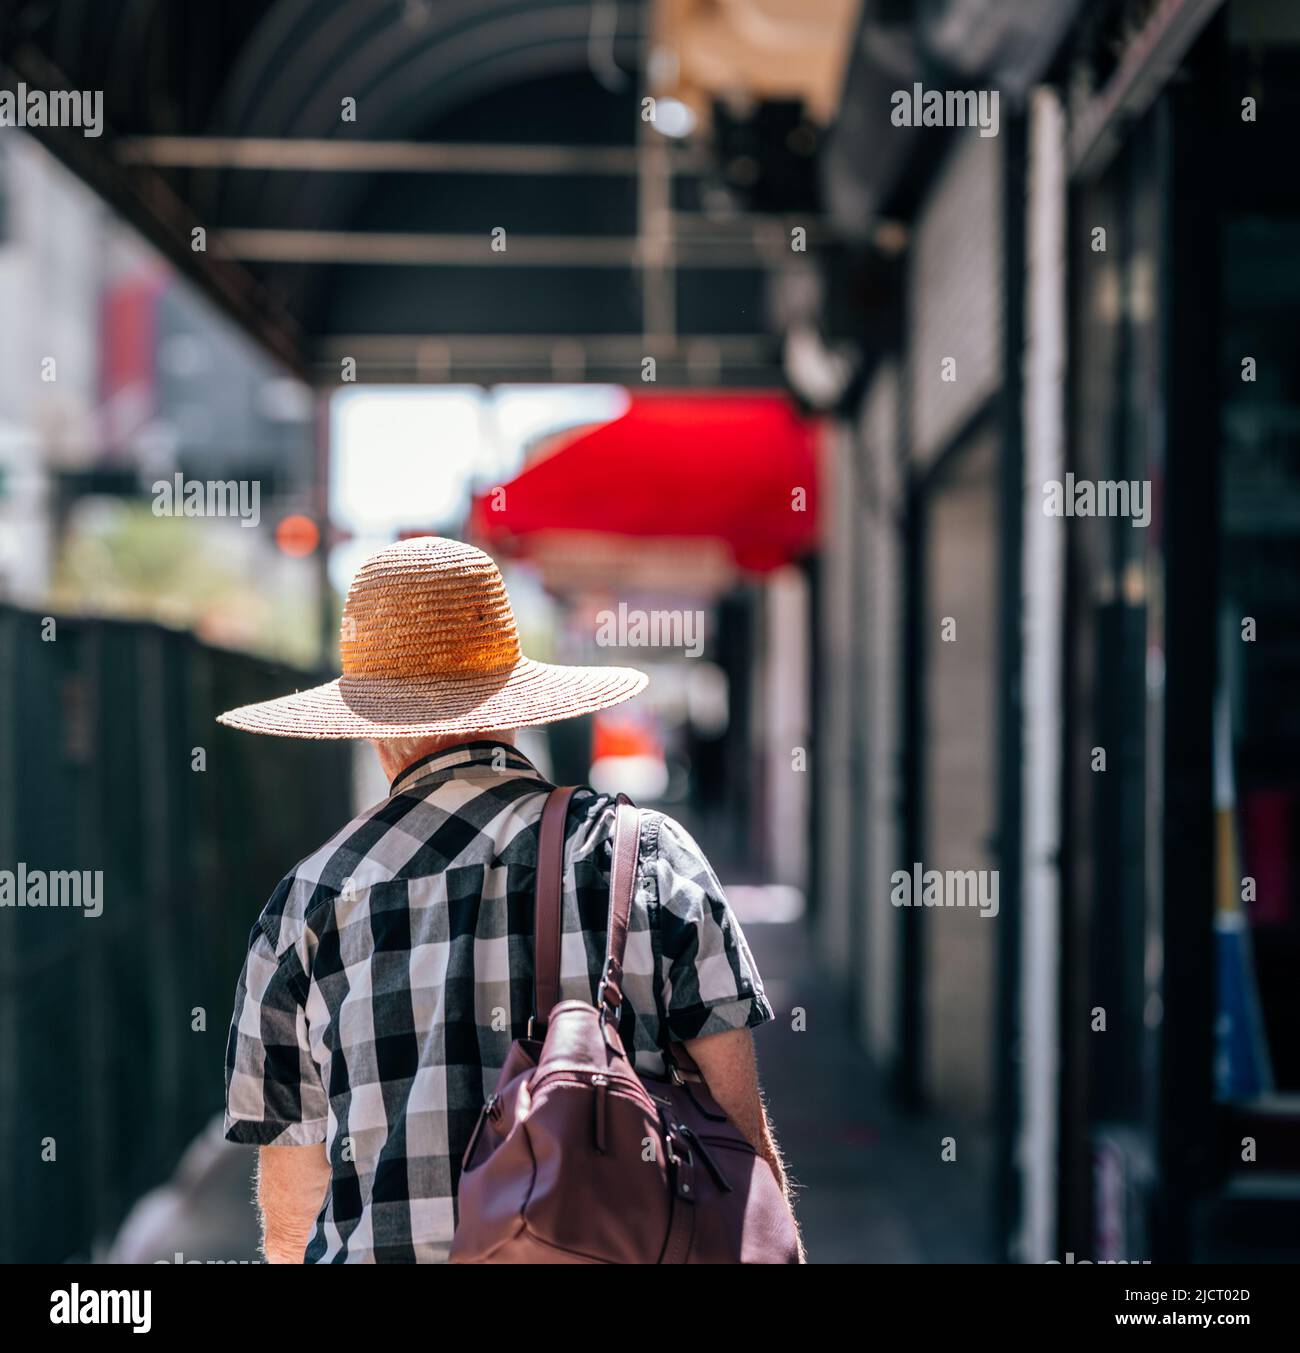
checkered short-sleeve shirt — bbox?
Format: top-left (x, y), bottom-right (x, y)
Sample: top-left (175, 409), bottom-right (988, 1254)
top-left (224, 740), bottom-right (773, 1263)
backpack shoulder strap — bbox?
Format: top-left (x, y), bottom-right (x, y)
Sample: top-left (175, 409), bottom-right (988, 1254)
top-left (597, 800), bottom-right (641, 1019)
top-left (532, 785), bottom-right (576, 1037)
top-left (533, 789), bottom-right (639, 1037)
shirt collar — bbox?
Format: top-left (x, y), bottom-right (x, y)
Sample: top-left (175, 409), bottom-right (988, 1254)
top-left (388, 740), bottom-right (546, 797)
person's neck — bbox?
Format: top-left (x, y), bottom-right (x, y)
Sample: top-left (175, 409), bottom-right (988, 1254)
top-left (376, 733), bottom-right (515, 784)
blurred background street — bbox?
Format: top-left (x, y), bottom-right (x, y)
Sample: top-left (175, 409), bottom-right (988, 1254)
top-left (2, 0), bottom-right (1299, 1265)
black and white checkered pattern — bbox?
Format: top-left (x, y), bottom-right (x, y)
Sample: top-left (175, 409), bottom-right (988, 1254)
top-left (224, 740), bottom-right (773, 1263)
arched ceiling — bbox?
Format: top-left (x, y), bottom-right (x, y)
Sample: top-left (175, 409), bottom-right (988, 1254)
top-left (1, 0), bottom-right (797, 385)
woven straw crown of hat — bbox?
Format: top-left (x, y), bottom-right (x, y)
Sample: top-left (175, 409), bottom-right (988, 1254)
top-left (340, 536), bottom-right (522, 678)
top-left (216, 536), bottom-right (647, 740)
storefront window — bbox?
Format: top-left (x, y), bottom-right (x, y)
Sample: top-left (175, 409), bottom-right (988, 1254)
top-left (1216, 216), bottom-right (1300, 1099)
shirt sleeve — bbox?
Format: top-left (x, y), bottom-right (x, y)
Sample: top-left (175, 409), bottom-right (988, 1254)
top-left (224, 918), bottom-right (328, 1146)
top-left (649, 813), bottom-right (775, 1043)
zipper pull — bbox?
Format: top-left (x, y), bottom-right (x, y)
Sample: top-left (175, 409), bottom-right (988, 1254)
top-left (592, 1075), bottom-right (608, 1153)
top-left (677, 1125), bottom-right (733, 1193)
top-left (462, 1093), bottom-right (500, 1169)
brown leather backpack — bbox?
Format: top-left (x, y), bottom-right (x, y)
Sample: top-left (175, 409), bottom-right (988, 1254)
top-left (449, 788), bottom-right (799, 1264)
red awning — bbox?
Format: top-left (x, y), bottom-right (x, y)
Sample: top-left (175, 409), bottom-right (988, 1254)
top-left (470, 394), bottom-right (819, 574)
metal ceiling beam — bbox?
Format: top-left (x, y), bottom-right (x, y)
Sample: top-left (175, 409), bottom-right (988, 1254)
top-left (317, 333), bottom-right (775, 359)
top-left (308, 332), bottom-right (781, 386)
top-left (219, 228), bottom-right (787, 268)
top-left (117, 136), bottom-right (704, 176)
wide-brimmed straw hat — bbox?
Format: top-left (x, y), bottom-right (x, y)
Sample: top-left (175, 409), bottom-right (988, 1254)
top-left (216, 536), bottom-right (647, 739)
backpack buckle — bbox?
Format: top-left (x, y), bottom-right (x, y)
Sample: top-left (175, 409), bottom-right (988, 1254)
top-left (597, 998), bottom-right (624, 1056)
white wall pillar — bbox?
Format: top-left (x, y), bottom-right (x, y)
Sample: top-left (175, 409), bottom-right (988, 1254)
top-left (1016, 84), bottom-right (1068, 1265)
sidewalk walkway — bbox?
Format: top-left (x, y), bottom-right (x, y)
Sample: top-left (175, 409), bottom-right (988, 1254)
top-left (107, 918), bottom-right (994, 1265)
top-left (743, 918), bottom-right (994, 1263)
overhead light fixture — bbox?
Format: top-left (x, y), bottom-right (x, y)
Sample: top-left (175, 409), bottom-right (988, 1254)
top-left (652, 97), bottom-right (697, 139)
top-left (783, 324), bottom-right (855, 411)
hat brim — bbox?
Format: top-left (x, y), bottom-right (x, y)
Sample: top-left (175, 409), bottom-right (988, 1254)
top-left (216, 657), bottom-right (648, 740)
